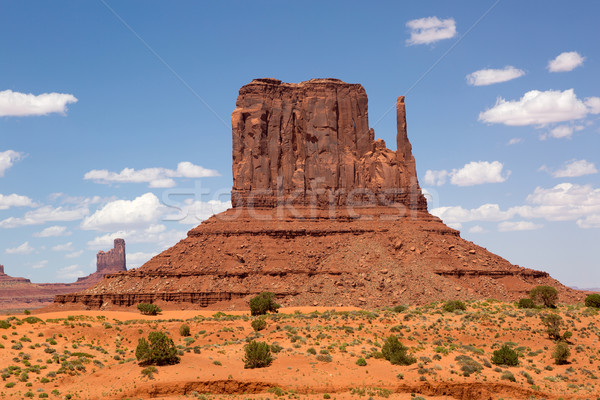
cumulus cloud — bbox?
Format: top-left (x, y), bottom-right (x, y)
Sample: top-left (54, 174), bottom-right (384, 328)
top-left (431, 203), bottom-right (513, 225)
top-left (164, 199), bottom-right (231, 224)
top-left (84, 161), bottom-right (220, 188)
top-left (468, 225), bottom-right (486, 233)
top-left (0, 205), bottom-right (89, 228)
top-left (479, 89), bottom-right (600, 126)
top-left (0, 194), bottom-right (35, 210)
top-left (0, 90), bottom-right (77, 117)
top-left (498, 221), bottom-right (543, 232)
top-left (81, 193), bottom-right (164, 231)
top-left (406, 16), bottom-right (456, 45)
top-left (547, 51), bottom-right (585, 72)
top-left (34, 225), bottom-right (71, 237)
top-left (56, 264), bottom-right (86, 281)
top-left (51, 242), bottom-right (74, 252)
top-left (87, 224), bottom-right (186, 251)
top-left (542, 159), bottom-right (598, 178)
top-left (466, 66), bottom-right (525, 86)
top-left (5, 241), bottom-right (34, 255)
top-left (127, 251), bottom-right (157, 268)
top-left (539, 124), bottom-right (585, 140)
top-left (0, 150), bottom-right (23, 177)
top-left (425, 161), bottom-right (509, 187)
top-left (31, 260), bottom-right (48, 269)
top-left (507, 138), bottom-right (523, 145)
top-left (577, 215), bottom-right (600, 229)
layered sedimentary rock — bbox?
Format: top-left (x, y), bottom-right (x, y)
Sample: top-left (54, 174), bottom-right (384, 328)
top-left (54, 79), bottom-right (582, 310)
top-left (0, 239), bottom-right (127, 311)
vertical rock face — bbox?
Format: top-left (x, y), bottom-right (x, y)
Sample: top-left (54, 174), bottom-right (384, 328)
top-left (0, 264), bottom-right (4, 275)
top-left (231, 78), bottom-right (427, 210)
top-left (96, 239), bottom-right (126, 274)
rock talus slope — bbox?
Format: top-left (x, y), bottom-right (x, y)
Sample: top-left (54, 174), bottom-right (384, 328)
top-left (54, 79), bottom-right (581, 309)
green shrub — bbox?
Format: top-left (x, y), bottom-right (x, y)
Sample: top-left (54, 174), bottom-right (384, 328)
top-left (316, 354), bottom-right (332, 362)
top-left (391, 305), bottom-right (407, 313)
top-left (307, 347), bottom-right (317, 355)
top-left (540, 313), bottom-right (570, 341)
top-left (23, 310), bottom-right (31, 315)
top-left (141, 366), bottom-right (157, 379)
top-left (491, 344), bottom-right (519, 366)
top-left (552, 341), bottom-right (570, 365)
top-left (530, 286), bottom-right (558, 308)
top-left (137, 303), bottom-right (161, 316)
top-left (135, 331), bottom-right (179, 366)
top-left (179, 324), bottom-right (190, 337)
top-left (251, 318), bottom-right (267, 331)
top-left (584, 293), bottom-right (600, 308)
top-left (249, 292), bottom-right (280, 316)
top-left (356, 357), bottom-right (367, 366)
top-left (381, 335), bottom-right (415, 365)
top-left (500, 370), bottom-right (516, 382)
top-left (243, 341), bottom-right (273, 369)
top-left (455, 355), bottom-right (483, 376)
top-left (517, 298), bottom-right (536, 309)
top-left (22, 317), bottom-right (43, 324)
top-left (443, 300), bottom-right (466, 312)
top-left (0, 320), bottom-right (10, 329)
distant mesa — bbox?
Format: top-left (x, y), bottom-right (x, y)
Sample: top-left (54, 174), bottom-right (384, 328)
top-left (0, 239), bottom-right (128, 311)
top-left (54, 79), bottom-right (583, 310)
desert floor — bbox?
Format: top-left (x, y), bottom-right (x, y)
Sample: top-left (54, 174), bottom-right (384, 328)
top-left (0, 302), bottom-right (598, 400)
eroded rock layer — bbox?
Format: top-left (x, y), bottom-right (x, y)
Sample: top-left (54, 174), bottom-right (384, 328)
top-left (54, 79), bottom-right (582, 310)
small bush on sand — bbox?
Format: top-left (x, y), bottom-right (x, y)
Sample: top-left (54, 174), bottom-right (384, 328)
top-left (249, 292), bottom-right (280, 316)
top-left (540, 313), bottom-right (571, 341)
top-left (179, 324), bottom-right (191, 337)
top-left (491, 344), bottom-right (519, 366)
top-left (443, 300), bottom-right (466, 312)
top-left (552, 341), bottom-right (570, 365)
top-left (251, 318), bottom-right (267, 331)
top-left (137, 303), bottom-right (161, 316)
top-left (135, 331), bottom-right (179, 366)
top-left (517, 298), bottom-right (536, 309)
top-left (382, 335), bottom-right (416, 365)
top-left (243, 341), bottom-right (273, 369)
top-left (530, 286), bottom-right (558, 308)
top-left (584, 293), bottom-right (600, 308)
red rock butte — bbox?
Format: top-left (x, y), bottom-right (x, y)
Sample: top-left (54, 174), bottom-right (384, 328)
top-left (54, 78), bottom-right (581, 309)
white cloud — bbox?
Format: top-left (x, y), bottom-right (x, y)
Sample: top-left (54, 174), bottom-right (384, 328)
top-left (425, 161), bottom-right (509, 187)
top-left (0, 90), bottom-right (77, 117)
top-left (87, 224), bottom-right (186, 251)
top-left (52, 242), bottom-right (74, 252)
top-left (127, 251), bottom-right (157, 268)
top-left (498, 221), bottom-right (543, 232)
top-left (34, 225), bottom-right (71, 237)
top-left (468, 225), bottom-right (486, 233)
top-left (466, 66), bottom-right (525, 86)
top-left (585, 97), bottom-right (600, 114)
top-left (81, 193), bottom-right (164, 231)
top-left (431, 203), bottom-right (513, 225)
top-left (56, 264), bottom-right (86, 280)
top-left (0, 150), bottom-right (23, 177)
top-left (547, 51), bottom-right (585, 72)
top-left (577, 215), bottom-right (600, 229)
top-left (0, 205), bottom-right (89, 228)
top-left (507, 138), bottom-right (523, 146)
top-left (164, 199), bottom-right (231, 224)
top-left (539, 124), bottom-right (585, 140)
top-left (479, 89), bottom-right (599, 126)
top-left (65, 250), bottom-right (84, 259)
top-left (31, 260), bottom-right (48, 269)
top-left (84, 161), bottom-right (220, 188)
top-left (0, 193), bottom-right (35, 210)
top-left (5, 241), bottom-right (34, 255)
top-left (546, 159), bottom-right (598, 178)
top-left (406, 16), bottom-right (456, 46)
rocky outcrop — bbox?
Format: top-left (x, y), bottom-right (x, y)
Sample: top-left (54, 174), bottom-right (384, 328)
top-left (54, 79), bottom-right (583, 310)
top-left (231, 78), bottom-right (427, 211)
top-left (96, 239), bottom-right (126, 274)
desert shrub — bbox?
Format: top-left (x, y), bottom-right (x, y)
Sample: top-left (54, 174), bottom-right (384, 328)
top-left (530, 286), bottom-right (558, 308)
top-left (381, 335), bottom-right (416, 365)
top-left (141, 366), bottom-right (157, 379)
top-left (356, 357), bottom-right (367, 366)
top-left (22, 316), bottom-right (43, 324)
top-left (251, 318), bottom-right (267, 332)
top-left (249, 292), bottom-right (280, 316)
top-left (23, 310), bottom-right (31, 315)
top-left (391, 305), bottom-right (407, 313)
top-left (307, 347), bottom-right (317, 355)
top-left (137, 303), bottom-right (161, 316)
top-left (270, 343), bottom-right (283, 353)
top-left (552, 341), bottom-right (570, 365)
top-left (179, 324), bottom-right (190, 337)
top-left (517, 298), bottom-right (536, 309)
top-left (500, 371), bottom-right (516, 382)
top-left (455, 355), bottom-right (483, 376)
top-left (443, 300), bottom-right (466, 312)
top-left (540, 313), bottom-right (571, 341)
top-left (0, 320), bottom-right (11, 329)
top-left (135, 331), bottom-right (179, 366)
top-left (243, 341), bottom-right (273, 369)
top-left (491, 344), bottom-right (519, 366)
top-left (584, 293), bottom-right (600, 308)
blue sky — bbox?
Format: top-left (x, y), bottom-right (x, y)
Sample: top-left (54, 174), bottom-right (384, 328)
top-left (1, 1), bottom-right (598, 287)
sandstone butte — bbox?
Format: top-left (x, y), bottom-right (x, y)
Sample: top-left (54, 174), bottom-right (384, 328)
top-left (54, 78), bottom-right (582, 310)
top-left (0, 239), bottom-right (126, 311)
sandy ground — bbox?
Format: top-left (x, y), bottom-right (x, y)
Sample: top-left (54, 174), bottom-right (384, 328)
top-left (0, 302), bottom-right (599, 400)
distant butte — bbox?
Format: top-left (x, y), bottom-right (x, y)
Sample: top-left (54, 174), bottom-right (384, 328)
top-left (54, 79), bottom-right (582, 310)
